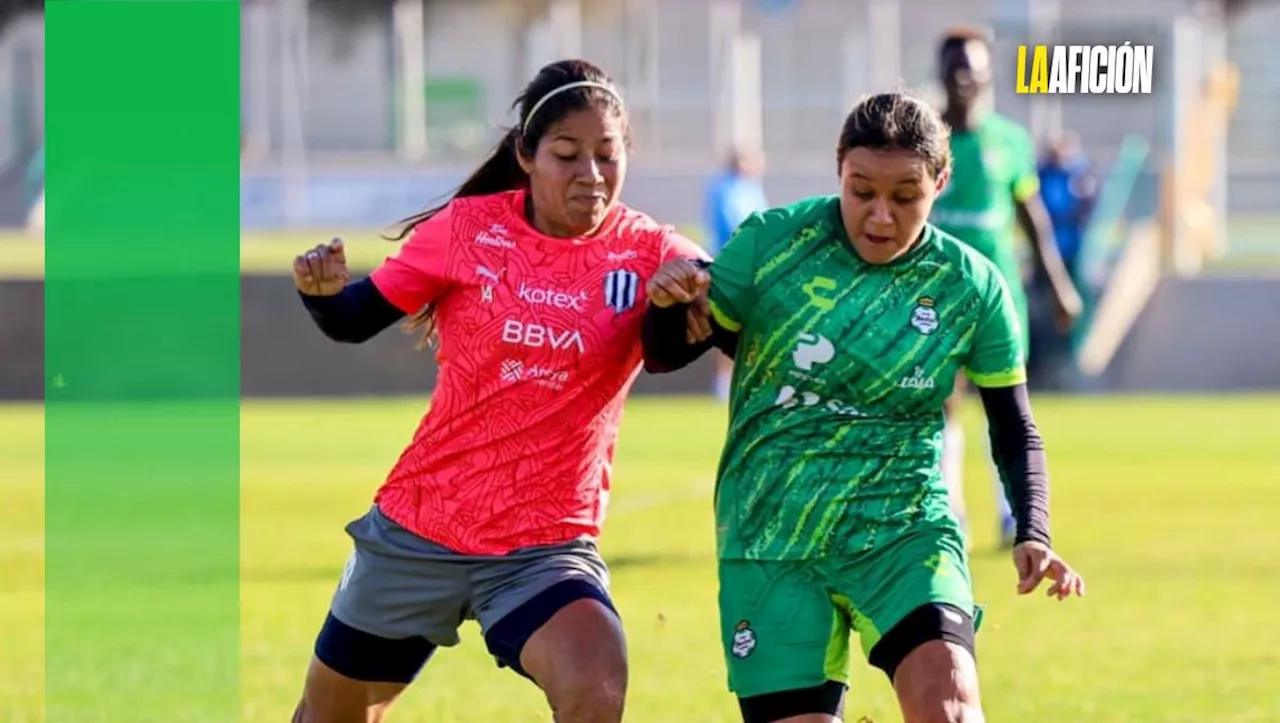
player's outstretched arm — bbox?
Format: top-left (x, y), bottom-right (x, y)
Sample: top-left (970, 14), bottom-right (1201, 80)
top-left (294, 239), bottom-right (406, 344)
top-left (299, 278), bottom-right (406, 344)
top-left (978, 383), bottom-right (1085, 600)
top-left (1015, 179), bottom-right (1083, 327)
top-left (641, 257), bottom-right (739, 372)
top-left (640, 300), bottom-right (737, 373)
top-left (978, 383), bottom-right (1050, 547)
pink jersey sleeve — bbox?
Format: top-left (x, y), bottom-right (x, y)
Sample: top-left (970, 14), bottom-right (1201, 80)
top-left (369, 204), bottom-right (456, 314)
top-left (660, 230), bottom-right (710, 263)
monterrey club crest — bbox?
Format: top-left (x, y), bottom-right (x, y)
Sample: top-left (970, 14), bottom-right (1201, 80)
top-left (604, 269), bottom-right (639, 314)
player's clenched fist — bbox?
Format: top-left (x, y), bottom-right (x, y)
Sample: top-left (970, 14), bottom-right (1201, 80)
top-left (646, 258), bottom-right (710, 309)
top-left (293, 238), bottom-right (351, 296)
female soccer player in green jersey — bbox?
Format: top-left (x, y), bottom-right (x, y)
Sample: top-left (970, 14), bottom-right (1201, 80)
top-left (930, 27), bottom-right (1084, 548)
top-left (641, 92), bottom-right (1085, 723)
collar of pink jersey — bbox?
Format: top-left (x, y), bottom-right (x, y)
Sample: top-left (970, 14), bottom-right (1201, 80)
top-left (504, 188), bottom-right (625, 246)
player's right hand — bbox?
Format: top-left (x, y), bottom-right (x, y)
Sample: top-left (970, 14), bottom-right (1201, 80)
top-left (1013, 541), bottom-right (1086, 600)
top-left (647, 258), bottom-right (709, 309)
top-left (293, 238), bottom-right (351, 297)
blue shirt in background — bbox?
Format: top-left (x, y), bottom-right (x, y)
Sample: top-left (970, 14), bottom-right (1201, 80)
top-left (1037, 156), bottom-right (1091, 273)
top-left (704, 171), bottom-right (769, 255)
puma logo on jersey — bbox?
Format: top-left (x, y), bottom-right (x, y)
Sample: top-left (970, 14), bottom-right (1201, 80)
top-left (793, 333), bottom-right (834, 371)
top-left (475, 265), bottom-right (504, 283)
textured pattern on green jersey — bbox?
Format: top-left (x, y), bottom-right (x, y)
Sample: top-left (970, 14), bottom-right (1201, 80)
top-left (929, 112), bottom-right (1039, 306)
top-left (708, 195), bottom-right (1025, 561)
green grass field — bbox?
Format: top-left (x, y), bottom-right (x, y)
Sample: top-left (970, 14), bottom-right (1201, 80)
top-left (0, 214), bottom-right (1278, 279)
top-left (2, 394), bottom-right (1279, 722)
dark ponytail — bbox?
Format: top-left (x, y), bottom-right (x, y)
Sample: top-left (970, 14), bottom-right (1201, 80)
top-left (384, 129), bottom-right (527, 348)
top-left (386, 57), bottom-right (626, 349)
top-left (384, 129), bottom-right (526, 243)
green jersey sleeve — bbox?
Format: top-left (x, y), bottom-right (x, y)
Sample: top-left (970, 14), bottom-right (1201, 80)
top-left (707, 212), bottom-right (763, 333)
top-left (1009, 125), bottom-right (1040, 203)
top-left (965, 273), bottom-right (1028, 388)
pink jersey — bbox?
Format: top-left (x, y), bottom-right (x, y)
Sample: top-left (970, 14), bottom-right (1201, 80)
top-left (369, 189), bottom-right (704, 555)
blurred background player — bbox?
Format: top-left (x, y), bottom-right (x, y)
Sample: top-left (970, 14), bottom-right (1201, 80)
top-left (1031, 131), bottom-right (1099, 386)
top-left (642, 91), bottom-right (1085, 723)
top-left (930, 26), bottom-right (1084, 549)
top-left (290, 59), bottom-right (704, 723)
top-left (703, 146), bottom-right (769, 400)
top-left (24, 142), bottom-right (42, 239)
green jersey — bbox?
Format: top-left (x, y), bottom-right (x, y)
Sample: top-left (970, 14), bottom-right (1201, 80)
top-left (929, 112), bottom-right (1040, 308)
top-left (707, 196), bottom-right (1026, 561)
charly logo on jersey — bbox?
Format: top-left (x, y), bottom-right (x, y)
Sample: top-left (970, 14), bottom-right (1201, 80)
top-left (910, 296), bottom-right (940, 335)
top-left (603, 269), bottom-right (640, 314)
top-left (801, 276), bottom-right (838, 312)
top-left (897, 366), bottom-right (936, 390)
top-left (731, 620), bottom-right (757, 659)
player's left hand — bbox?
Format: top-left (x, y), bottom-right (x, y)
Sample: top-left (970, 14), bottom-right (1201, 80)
top-left (1013, 541), bottom-right (1086, 600)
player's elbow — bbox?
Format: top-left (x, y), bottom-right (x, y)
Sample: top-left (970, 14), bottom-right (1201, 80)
top-left (320, 325), bottom-right (379, 344)
top-left (305, 310), bottom-right (380, 344)
top-left (642, 350), bottom-right (681, 374)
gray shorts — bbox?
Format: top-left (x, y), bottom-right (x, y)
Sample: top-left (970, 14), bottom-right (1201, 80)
top-left (329, 505), bottom-right (614, 649)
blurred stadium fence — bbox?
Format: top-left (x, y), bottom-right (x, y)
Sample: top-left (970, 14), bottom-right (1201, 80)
top-left (2, 0), bottom-right (1279, 397)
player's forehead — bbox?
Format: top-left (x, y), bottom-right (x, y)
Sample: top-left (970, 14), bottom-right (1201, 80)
top-left (540, 107), bottom-right (626, 145)
top-left (841, 147), bottom-right (931, 183)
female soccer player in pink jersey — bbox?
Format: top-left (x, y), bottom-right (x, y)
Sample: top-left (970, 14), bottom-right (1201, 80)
top-left (289, 59), bottom-right (704, 723)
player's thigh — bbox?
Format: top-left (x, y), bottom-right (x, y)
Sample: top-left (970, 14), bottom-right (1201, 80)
top-left (300, 506), bottom-right (470, 719)
top-left (719, 559), bottom-right (849, 723)
top-left (294, 647), bottom-right (414, 723)
top-left (834, 526), bottom-right (978, 683)
top-left (472, 538), bottom-right (626, 713)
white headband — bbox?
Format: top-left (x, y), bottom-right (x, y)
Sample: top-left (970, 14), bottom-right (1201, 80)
top-left (521, 81), bottom-right (624, 131)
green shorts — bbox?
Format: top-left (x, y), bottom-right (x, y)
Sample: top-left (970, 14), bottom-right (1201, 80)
top-left (718, 525), bottom-right (979, 698)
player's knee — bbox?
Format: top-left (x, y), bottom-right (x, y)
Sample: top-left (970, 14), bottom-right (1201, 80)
top-left (553, 678), bottom-right (626, 723)
top-left (903, 697), bottom-right (984, 723)
top-left (292, 681), bottom-right (399, 723)
top-left (511, 592), bottom-right (628, 723)
top-left (890, 639), bottom-right (983, 723)
top-left (545, 664), bottom-right (627, 723)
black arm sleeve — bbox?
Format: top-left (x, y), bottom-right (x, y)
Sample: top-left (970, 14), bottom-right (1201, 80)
top-left (641, 302), bottom-right (740, 373)
top-left (978, 383), bottom-right (1052, 547)
top-left (298, 277), bottom-right (406, 344)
